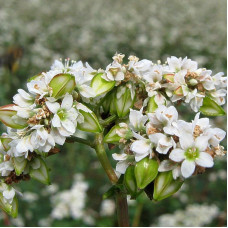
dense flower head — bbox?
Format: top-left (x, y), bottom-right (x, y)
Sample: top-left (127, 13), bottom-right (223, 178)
top-left (0, 53), bottom-right (226, 216)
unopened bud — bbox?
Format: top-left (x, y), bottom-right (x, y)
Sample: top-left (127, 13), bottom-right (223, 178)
top-left (189, 79), bottom-right (198, 86)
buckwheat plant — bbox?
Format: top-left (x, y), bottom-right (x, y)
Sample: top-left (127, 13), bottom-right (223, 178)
top-left (0, 53), bottom-right (226, 226)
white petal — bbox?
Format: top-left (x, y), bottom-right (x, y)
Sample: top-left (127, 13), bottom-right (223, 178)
top-left (112, 153), bottom-right (128, 161)
top-left (78, 85), bottom-right (96, 98)
top-left (172, 167), bottom-right (182, 180)
top-left (61, 94), bottom-right (73, 110)
top-left (46, 101), bottom-right (60, 113)
top-left (52, 114), bottom-right (61, 127)
top-left (116, 161), bottom-right (129, 174)
top-left (181, 160), bottom-right (195, 178)
top-left (195, 152), bottom-right (214, 168)
top-left (62, 119), bottom-right (76, 134)
top-left (169, 149), bottom-right (185, 162)
top-left (158, 160), bottom-right (176, 172)
top-left (149, 133), bottom-right (165, 144)
top-left (130, 140), bottom-right (150, 155)
top-left (195, 136), bottom-right (209, 151)
top-left (179, 134), bottom-right (194, 150)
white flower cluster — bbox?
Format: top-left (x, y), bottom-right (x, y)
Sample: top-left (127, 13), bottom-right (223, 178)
top-left (113, 105), bottom-right (226, 179)
top-left (51, 174), bottom-right (89, 221)
top-left (153, 203), bottom-right (220, 227)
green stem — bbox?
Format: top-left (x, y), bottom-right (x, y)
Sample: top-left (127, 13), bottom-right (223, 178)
top-left (132, 202), bottom-right (143, 227)
top-left (100, 114), bottom-right (117, 127)
top-left (66, 136), bottom-right (94, 148)
top-left (94, 133), bottom-right (129, 226)
top-left (94, 133), bottom-right (118, 184)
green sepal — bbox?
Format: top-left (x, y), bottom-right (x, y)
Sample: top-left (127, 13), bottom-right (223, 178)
top-left (27, 73), bottom-right (43, 82)
top-left (153, 171), bottom-right (183, 201)
top-left (91, 73), bottom-right (115, 97)
top-left (12, 157), bottom-right (27, 176)
top-left (49, 73), bottom-right (76, 98)
top-left (0, 105), bottom-right (27, 129)
top-left (115, 85), bottom-right (136, 118)
top-left (124, 166), bottom-right (138, 198)
top-left (0, 138), bottom-right (12, 151)
top-left (199, 96), bottom-right (226, 116)
top-left (0, 193), bottom-right (18, 218)
top-left (147, 96), bottom-right (158, 113)
top-left (77, 105), bottom-right (103, 133)
top-left (29, 157), bottom-right (50, 185)
top-left (135, 157), bottom-right (158, 189)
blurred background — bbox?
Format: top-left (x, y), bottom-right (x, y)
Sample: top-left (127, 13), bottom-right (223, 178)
top-left (0, 0), bottom-right (226, 226)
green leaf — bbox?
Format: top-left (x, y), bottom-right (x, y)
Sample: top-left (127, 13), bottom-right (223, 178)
top-left (153, 171), bottom-right (183, 201)
top-left (29, 158), bottom-right (50, 185)
top-left (199, 96), bottom-right (226, 116)
top-left (135, 157), bottom-right (158, 189)
top-left (49, 73), bottom-right (76, 98)
top-left (91, 73), bottom-right (115, 96)
top-left (103, 186), bottom-right (116, 199)
top-left (12, 157), bottom-right (27, 176)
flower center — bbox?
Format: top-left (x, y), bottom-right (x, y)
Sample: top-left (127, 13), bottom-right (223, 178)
top-left (57, 109), bottom-right (67, 120)
top-left (185, 147), bottom-right (199, 161)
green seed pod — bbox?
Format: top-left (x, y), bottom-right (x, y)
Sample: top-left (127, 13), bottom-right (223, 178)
top-left (0, 137), bottom-right (12, 151)
top-left (115, 83), bottom-right (136, 118)
top-left (135, 157), bottom-right (158, 189)
top-left (124, 165), bottom-right (138, 198)
top-left (12, 156), bottom-right (27, 176)
top-left (77, 103), bottom-right (103, 133)
top-left (153, 171), bottom-right (183, 201)
top-left (0, 105), bottom-right (27, 129)
top-left (147, 96), bottom-right (158, 113)
top-left (91, 73), bottom-right (115, 97)
top-left (49, 73), bottom-right (76, 98)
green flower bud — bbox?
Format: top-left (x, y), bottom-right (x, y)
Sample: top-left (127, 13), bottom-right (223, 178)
top-left (147, 96), bottom-right (158, 113)
top-left (77, 104), bottom-right (103, 133)
top-left (153, 171), bottom-right (183, 201)
top-left (12, 156), bottom-right (27, 176)
top-left (91, 73), bottom-right (115, 97)
top-left (0, 193), bottom-right (18, 218)
top-left (124, 165), bottom-right (138, 198)
top-left (49, 73), bottom-right (76, 98)
top-left (29, 157), bottom-right (50, 185)
top-left (104, 123), bottom-right (132, 144)
top-left (189, 78), bottom-right (198, 86)
top-left (115, 83), bottom-right (136, 118)
top-left (0, 105), bottom-right (27, 129)
top-left (199, 96), bottom-right (226, 116)
top-left (135, 157), bottom-right (158, 189)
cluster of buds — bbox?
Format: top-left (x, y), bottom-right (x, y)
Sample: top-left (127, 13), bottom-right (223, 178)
top-left (0, 54), bottom-right (226, 217)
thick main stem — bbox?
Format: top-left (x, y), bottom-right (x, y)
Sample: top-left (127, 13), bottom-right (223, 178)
top-left (94, 133), bottom-right (129, 226)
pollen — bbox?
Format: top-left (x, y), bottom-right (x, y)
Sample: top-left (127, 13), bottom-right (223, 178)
top-left (193, 125), bottom-right (203, 138)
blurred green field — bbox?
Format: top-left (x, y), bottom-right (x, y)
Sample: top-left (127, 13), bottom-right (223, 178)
top-left (0, 0), bottom-right (226, 226)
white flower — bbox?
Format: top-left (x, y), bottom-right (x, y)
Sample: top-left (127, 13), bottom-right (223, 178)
top-left (0, 160), bottom-right (14, 176)
top-left (46, 94), bottom-right (78, 137)
top-left (27, 79), bottom-right (50, 99)
top-left (13, 89), bottom-right (35, 108)
top-left (112, 153), bottom-right (132, 174)
top-left (103, 60), bottom-right (125, 82)
top-left (210, 89), bottom-right (227, 105)
top-left (0, 183), bottom-right (16, 204)
top-left (128, 59), bottom-right (153, 78)
top-left (169, 134), bottom-right (213, 178)
top-left (149, 133), bottom-right (176, 154)
top-left (129, 108), bottom-right (148, 132)
top-left (130, 132), bottom-right (153, 162)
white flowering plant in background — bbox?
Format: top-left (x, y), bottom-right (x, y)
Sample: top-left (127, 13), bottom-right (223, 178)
top-left (0, 53), bottom-right (226, 226)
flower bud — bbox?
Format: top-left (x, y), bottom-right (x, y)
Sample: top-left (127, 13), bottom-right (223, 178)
top-left (77, 103), bottom-right (103, 133)
top-left (29, 157), bottom-right (50, 185)
top-left (0, 193), bottom-right (18, 218)
top-left (135, 157), bottom-right (158, 189)
top-left (124, 165), bottom-right (138, 198)
top-left (115, 83), bottom-right (136, 118)
top-left (199, 96), bottom-right (226, 116)
top-left (0, 105), bottom-right (27, 129)
top-left (153, 171), bottom-right (183, 201)
top-left (49, 73), bottom-right (76, 98)
top-left (104, 123), bottom-right (132, 144)
top-left (147, 96), bottom-right (158, 113)
top-left (12, 156), bottom-right (27, 176)
top-left (91, 73), bottom-right (115, 97)
top-left (189, 79), bottom-right (198, 86)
